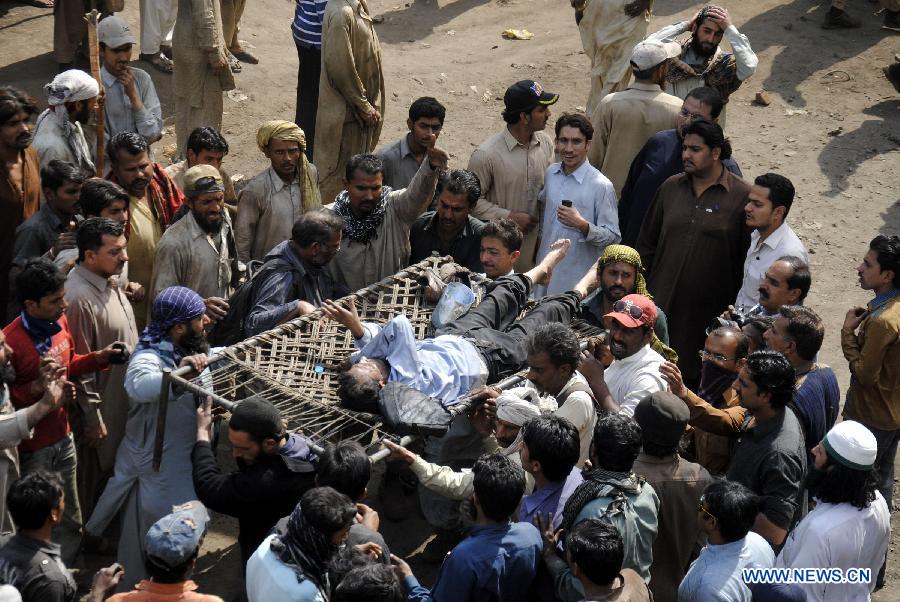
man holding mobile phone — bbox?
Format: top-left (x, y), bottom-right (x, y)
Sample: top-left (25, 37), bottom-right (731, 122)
top-left (533, 113), bottom-right (620, 298)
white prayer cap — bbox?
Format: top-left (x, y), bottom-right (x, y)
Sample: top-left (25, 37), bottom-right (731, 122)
top-left (631, 40), bottom-right (682, 71)
top-left (45, 70), bottom-right (99, 106)
top-left (822, 421), bottom-right (877, 471)
top-left (495, 387), bottom-right (541, 426)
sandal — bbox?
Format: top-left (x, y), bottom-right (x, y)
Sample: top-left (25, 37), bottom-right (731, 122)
top-left (139, 52), bottom-right (174, 74)
top-left (227, 53), bottom-right (242, 73)
top-left (230, 48), bottom-right (259, 65)
top-left (23, 0), bottom-right (54, 8)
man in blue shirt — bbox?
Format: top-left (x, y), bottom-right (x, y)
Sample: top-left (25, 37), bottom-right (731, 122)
top-left (292, 0), bottom-right (328, 160)
top-left (617, 86), bottom-right (742, 246)
top-left (391, 453), bottom-right (542, 602)
top-left (518, 415), bottom-right (583, 528)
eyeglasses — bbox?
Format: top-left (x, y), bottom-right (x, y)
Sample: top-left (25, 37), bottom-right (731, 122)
top-left (613, 299), bottom-right (643, 320)
top-left (698, 350), bottom-right (734, 362)
top-left (698, 499), bottom-right (716, 521)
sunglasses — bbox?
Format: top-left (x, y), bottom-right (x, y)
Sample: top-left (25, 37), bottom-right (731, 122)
top-left (614, 299), bottom-right (644, 320)
top-left (698, 498), bottom-right (716, 521)
top-left (698, 350), bottom-right (734, 363)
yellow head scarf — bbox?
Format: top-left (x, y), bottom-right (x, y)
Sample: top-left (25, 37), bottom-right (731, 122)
top-left (596, 244), bottom-right (678, 363)
top-left (256, 120), bottom-right (321, 212)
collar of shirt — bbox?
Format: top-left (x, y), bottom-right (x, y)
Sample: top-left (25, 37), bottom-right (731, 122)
top-left (400, 133), bottom-right (416, 158)
top-left (677, 163), bottom-right (733, 194)
top-left (422, 213), bottom-right (479, 240)
top-left (743, 408), bottom-right (786, 439)
top-left (72, 262), bottom-right (116, 293)
top-left (183, 210), bottom-right (229, 241)
top-left (870, 289), bottom-right (900, 310)
top-left (37, 201), bottom-right (73, 232)
top-left (10, 532), bottom-right (63, 557)
top-left (267, 166), bottom-right (297, 193)
top-left (466, 522), bottom-right (513, 538)
top-left (135, 580), bottom-right (201, 594)
top-left (521, 479), bottom-right (566, 516)
top-left (550, 159), bottom-right (591, 184)
top-left (612, 344), bottom-right (655, 368)
top-left (704, 536), bottom-right (748, 554)
top-left (100, 65), bottom-right (119, 89)
top-left (285, 243), bottom-right (313, 280)
top-left (628, 81), bottom-right (664, 93)
top-left (635, 452), bottom-right (679, 465)
top-left (750, 222), bottom-right (790, 252)
top-left (502, 127), bottom-right (541, 152)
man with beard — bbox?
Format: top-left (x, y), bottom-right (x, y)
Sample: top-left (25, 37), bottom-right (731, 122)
top-left (776, 421), bottom-right (890, 600)
top-left (735, 174), bottom-right (808, 313)
top-left (150, 165), bottom-right (237, 324)
top-left (9, 161), bottom-right (85, 314)
top-left (578, 294), bottom-right (667, 418)
top-left (245, 209), bottom-right (348, 336)
top-left (85, 286), bottom-right (214, 591)
top-left (325, 146), bottom-right (446, 292)
top-left (65, 218), bottom-right (139, 522)
top-left (0, 87), bottom-right (41, 324)
top-left (236, 121), bottom-right (322, 263)
top-left (636, 119), bottom-right (751, 388)
top-left (107, 132), bottom-right (185, 330)
top-left (247, 486), bottom-right (357, 601)
top-left (645, 5), bottom-right (758, 125)
top-left (662, 350), bottom-right (806, 547)
top-left (98, 16), bottom-right (164, 148)
top-left (4, 258), bottom-right (123, 562)
top-left (580, 244), bottom-right (671, 347)
top-left (193, 396), bottom-right (317, 568)
top-left (618, 87), bottom-right (742, 246)
top-left (32, 70), bottom-right (99, 173)
top-left (408, 169), bottom-right (484, 272)
top-left (0, 331), bottom-right (67, 532)
top-left (166, 128), bottom-right (238, 217)
top-left (660, 325), bottom-right (749, 475)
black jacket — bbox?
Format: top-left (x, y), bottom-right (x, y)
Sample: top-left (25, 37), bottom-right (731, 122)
top-left (192, 434), bottom-right (317, 565)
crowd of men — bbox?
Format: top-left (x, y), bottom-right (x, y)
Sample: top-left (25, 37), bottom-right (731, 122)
top-left (0, 1), bottom-right (898, 601)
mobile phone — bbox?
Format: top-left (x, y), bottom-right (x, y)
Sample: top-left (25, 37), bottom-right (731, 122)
top-left (561, 200), bottom-right (572, 207)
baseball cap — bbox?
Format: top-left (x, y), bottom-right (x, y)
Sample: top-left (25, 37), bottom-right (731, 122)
top-left (630, 40), bottom-right (682, 71)
top-left (183, 164), bottom-right (224, 197)
top-left (604, 294), bottom-right (657, 329)
top-left (97, 15), bottom-right (136, 49)
top-left (145, 500), bottom-right (210, 570)
top-left (634, 391), bottom-right (689, 450)
top-left (503, 80), bottom-right (559, 115)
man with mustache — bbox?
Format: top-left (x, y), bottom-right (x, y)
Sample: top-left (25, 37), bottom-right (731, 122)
top-left (645, 5), bottom-right (758, 125)
top-left (409, 169), bottom-right (484, 272)
top-left (236, 121), bottom-right (322, 263)
top-left (97, 16), bottom-right (163, 149)
top-left (150, 166), bottom-right (237, 324)
top-left (752, 255), bottom-right (811, 317)
top-left (31, 70), bottom-right (99, 173)
top-left (735, 173), bottom-right (808, 313)
top-left (85, 286), bottom-right (214, 591)
top-left (106, 132), bottom-right (185, 330)
top-left (0, 87), bottom-right (42, 325)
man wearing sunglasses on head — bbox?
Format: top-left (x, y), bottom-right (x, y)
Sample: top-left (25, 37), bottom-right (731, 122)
top-left (579, 294), bottom-right (668, 417)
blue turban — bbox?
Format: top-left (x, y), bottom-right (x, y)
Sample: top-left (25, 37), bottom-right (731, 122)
top-left (138, 286), bottom-right (207, 349)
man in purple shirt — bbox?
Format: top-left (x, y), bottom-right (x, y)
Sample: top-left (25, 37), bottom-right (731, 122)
top-left (519, 415), bottom-right (583, 528)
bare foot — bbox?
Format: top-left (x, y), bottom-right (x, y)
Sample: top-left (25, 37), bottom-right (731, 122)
top-left (573, 257), bottom-right (602, 299)
top-left (525, 239), bottom-right (571, 286)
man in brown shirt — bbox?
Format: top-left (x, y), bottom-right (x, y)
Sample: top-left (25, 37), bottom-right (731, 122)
top-left (637, 119), bottom-right (751, 386)
top-left (0, 87), bottom-right (41, 325)
top-left (65, 218), bottom-right (138, 520)
top-left (633, 391), bottom-right (712, 602)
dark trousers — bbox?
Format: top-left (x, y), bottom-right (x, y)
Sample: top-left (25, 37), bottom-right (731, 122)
top-left (295, 41), bottom-right (321, 162)
top-left (440, 275), bottom-right (581, 381)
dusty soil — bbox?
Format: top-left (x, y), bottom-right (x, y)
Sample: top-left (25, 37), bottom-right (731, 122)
top-left (2, 0), bottom-right (899, 599)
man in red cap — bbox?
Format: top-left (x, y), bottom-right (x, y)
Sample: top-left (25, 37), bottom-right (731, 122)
top-left (580, 294), bottom-right (667, 416)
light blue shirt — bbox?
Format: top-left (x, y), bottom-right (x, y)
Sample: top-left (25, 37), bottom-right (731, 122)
top-left (534, 161), bottom-right (620, 297)
top-left (101, 65), bottom-right (163, 146)
top-left (246, 534), bottom-right (326, 602)
top-left (678, 532), bottom-right (775, 602)
top-left (354, 315), bottom-right (485, 407)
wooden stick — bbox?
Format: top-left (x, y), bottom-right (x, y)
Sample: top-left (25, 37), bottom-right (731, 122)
top-left (84, 9), bottom-right (105, 177)
top-left (152, 368), bottom-right (172, 472)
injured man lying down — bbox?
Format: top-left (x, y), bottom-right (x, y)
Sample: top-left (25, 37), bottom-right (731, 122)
top-left (322, 239), bottom-right (599, 423)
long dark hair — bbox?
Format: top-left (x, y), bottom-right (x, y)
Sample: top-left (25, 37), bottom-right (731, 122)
top-left (806, 457), bottom-right (878, 510)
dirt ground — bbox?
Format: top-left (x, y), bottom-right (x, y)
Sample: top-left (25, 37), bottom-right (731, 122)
top-left (2, 0), bottom-right (899, 599)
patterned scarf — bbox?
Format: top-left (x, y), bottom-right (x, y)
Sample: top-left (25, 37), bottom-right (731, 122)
top-left (597, 245), bottom-right (679, 363)
top-left (667, 36), bottom-right (740, 102)
top-left (20, 311), bottom-right (62, 356)
top-left (271, 503), bottom-right (343, 593)
top-left (561, 468), bottom-right (644, 533)
top-left (332, 187), bottom-right (391, 244)
top-left (108, 162), bottom-right (185, 234)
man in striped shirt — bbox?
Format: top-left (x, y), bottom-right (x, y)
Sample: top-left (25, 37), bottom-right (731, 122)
top-left (292, 0), bottom-right (328, 161)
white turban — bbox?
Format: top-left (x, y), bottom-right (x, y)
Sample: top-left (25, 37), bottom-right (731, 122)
top-left (495, 387), bottom-right (542, 427)
top-left (45, 69), bottom-right (99, 106)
